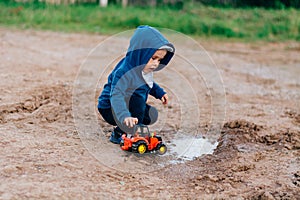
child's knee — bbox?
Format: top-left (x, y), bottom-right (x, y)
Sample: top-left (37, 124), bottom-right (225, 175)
top-left (145, 106), bottom-right (158, 125)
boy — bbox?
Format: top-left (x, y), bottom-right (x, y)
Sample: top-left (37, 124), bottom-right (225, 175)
top-left (98, 25), bottom-right (175, 144)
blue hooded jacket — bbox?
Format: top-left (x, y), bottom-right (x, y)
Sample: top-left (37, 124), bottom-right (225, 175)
top-left (98, 25), bottom-right (175, 124)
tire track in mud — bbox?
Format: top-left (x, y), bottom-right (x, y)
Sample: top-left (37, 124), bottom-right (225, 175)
top-left (0, 84), bottom-right (72, 124)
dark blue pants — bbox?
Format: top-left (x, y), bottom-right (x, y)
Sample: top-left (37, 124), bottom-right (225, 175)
top-left (98, 96), bottom-right (158, 134)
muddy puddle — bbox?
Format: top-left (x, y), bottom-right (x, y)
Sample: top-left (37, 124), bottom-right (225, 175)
top-left (167, 136), bottom-right (218, 162)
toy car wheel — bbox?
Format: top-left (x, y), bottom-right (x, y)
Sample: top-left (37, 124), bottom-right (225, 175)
top-left (157, 143), bottom-right (167, 155)
top-left (136, 141), bottom-right (147, 154)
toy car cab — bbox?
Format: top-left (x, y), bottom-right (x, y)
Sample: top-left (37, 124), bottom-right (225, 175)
top-left (120, 124), bottom-right (167, 155)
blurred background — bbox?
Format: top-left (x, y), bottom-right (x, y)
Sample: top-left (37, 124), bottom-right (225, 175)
top-left (1, 0), bottom-right (300, 41)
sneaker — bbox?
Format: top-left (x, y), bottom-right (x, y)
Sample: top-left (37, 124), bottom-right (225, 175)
top-left (109, 131), bottom-right (122, 144)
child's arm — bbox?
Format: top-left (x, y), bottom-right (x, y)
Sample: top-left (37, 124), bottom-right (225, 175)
top-left (149, 82), bottom-right (168, 104)
top-left (110, 69), bottom-right (132, 126)
top-left (161, 93), bottom-right (168, 105)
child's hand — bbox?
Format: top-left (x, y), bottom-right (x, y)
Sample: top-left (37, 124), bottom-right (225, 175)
top-left (124, 117), bottom-right (138, 128)
top-left (161, 94), bottom-right (168, 105)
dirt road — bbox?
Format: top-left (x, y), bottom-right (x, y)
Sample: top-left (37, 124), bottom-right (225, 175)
top-left (0, 27), bottom-right (299, 199)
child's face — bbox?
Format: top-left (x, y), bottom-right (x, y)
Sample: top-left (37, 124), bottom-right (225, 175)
top-left (143, 49), bottom-right (167, 74)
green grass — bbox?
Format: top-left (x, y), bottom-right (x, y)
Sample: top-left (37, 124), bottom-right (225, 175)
top-left (1, 1), bottom-right (300, 41)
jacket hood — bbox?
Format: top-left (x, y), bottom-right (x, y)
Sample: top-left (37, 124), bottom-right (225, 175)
top-left (125, 25), bottom-right (175, 71)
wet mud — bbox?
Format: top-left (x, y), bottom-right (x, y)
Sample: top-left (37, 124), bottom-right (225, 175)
top-left (0, 27), bottom-right (299, 199)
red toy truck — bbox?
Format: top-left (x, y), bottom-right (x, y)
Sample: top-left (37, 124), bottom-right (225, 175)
top-left (120, 125), bottom-right (167, 155)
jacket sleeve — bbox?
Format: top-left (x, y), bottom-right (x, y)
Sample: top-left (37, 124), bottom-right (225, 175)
top-left (149, 82), bottom-right (166, 99)
top-left (110, 69), bottom-right (131, 124)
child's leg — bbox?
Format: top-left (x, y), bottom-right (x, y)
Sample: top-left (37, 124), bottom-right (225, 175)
top-left (129, 96), bottom-right (158, 125)
top-left (98, 108), bottom-right (125, 143)
top-left (98, 108), bottom-right (117, 126)
top-left (143, 104), bottom-right (158, 125)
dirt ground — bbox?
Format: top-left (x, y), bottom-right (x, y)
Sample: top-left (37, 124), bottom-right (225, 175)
top-left (0, 27), bottom-right (299, 199)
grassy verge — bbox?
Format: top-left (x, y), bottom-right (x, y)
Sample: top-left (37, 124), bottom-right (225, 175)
top-left (1, 1), bottom-right (299, 41)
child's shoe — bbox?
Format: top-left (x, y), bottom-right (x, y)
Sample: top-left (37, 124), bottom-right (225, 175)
top-left (109, 130), bottom-right (122, 144)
